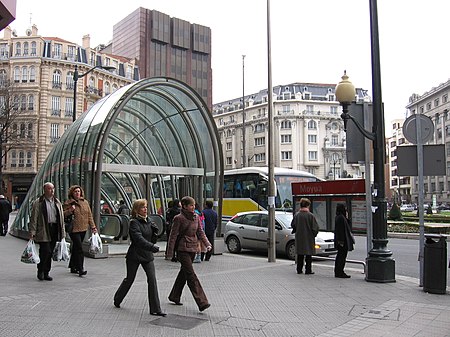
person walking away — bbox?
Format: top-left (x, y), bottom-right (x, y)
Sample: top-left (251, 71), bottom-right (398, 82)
top-left (165, 199), bottom-right (180, 259)
top-left (28, 182), bottom-right (65, 281)
top-left (291, 198), bottom-right (319, 275)
top-left (202, 200), bottom-right (217, 261)
top-left (117, 200), bottom-right (130, 215)
top-left (166, 196), bottom-right (212, 312)
top-left (334, 203), bottom-right (355, 278)
top-left (193, 203), bottom-right (205, 263)
top-left (0, 195), bottom-right (12, 236)
top-left (114, 199), bottom-right (166, 316)
top-left (63, 185), bottom-right (97, 277)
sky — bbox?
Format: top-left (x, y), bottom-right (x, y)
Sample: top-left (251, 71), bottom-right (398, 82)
top-left (9, 0), bottom-right (450, 125)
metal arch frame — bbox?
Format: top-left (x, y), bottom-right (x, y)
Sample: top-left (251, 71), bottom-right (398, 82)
top-left (91, 77), bottom-right (223, 227)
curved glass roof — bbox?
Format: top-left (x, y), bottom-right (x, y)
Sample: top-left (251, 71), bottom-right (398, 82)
top-left (11, 77), bottom-right (223, 237)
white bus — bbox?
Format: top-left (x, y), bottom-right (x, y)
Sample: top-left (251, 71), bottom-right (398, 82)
top-left (220, 167), bottom-right (321, 221)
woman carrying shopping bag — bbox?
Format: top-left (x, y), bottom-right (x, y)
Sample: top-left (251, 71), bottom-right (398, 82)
top-left (63, 185), bottom-right (97, 277)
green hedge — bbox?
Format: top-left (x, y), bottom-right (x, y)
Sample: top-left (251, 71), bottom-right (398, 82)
top-left (387, 221), bottom-right (450, 234)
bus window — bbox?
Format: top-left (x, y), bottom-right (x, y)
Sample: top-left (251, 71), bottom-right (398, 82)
top-left (253, 179), bottom-right (268, 209)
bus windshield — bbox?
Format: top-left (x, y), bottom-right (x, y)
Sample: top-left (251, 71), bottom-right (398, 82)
top-left (275, 175), bottom-right (318, 210)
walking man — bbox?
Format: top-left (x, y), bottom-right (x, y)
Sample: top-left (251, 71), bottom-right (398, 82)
top-left (28, 182), bottom-right (65, 281)
top-left (0, 195), bottom-right (12, 236)
top-left (202, 200), bottom-right (217, 261)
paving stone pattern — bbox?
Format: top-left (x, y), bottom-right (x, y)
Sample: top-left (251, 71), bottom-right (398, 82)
top-left (0, 218), bottom-right (449, 337)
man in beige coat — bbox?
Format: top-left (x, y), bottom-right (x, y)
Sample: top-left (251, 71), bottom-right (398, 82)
top-left (29, 182), bottom-right (65, 281)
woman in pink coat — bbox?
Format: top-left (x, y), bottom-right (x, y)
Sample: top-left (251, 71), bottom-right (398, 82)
top-left (166, 196), bottom-right (212, 312)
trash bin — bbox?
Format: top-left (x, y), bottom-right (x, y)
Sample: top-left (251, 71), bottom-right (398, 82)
top-left (423, 234), bottom-right (447, 294)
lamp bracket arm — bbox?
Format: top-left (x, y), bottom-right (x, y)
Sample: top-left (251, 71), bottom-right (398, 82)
top-left (344, 113), bottom-right (376, 141)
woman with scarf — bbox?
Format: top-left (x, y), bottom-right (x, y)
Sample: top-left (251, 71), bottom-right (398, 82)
top-left (113, 199), bottom-right (166, 316)
top-left (166, 196), bottom-right (212, 312)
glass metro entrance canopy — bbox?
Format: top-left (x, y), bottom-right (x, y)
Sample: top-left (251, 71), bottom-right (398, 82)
top-left (11, 77), bottom-right (223, 238)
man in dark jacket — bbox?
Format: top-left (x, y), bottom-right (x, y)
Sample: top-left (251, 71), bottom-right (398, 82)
top-left (28, 182), bottom-right (65, 281)
top-left (202, 200), bottom-right (217, 261)
top-left (0, 195), bottom-right (12, 236)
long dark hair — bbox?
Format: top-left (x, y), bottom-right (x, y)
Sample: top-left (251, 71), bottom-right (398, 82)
top-left (336, 203), bottom-right (347, 216)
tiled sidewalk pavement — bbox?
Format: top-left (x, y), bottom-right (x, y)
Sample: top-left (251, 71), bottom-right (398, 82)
top-left (0, 232), bottom-right (449, 337)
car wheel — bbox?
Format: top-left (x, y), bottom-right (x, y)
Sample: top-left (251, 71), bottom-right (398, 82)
top-left (286, 241), bottom-right (296, 260)
top-left (226, 235), bottom-right (241, 254)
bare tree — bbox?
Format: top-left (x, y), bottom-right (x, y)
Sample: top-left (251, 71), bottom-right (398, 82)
top-left (0, 78), bottom-right (36, 194)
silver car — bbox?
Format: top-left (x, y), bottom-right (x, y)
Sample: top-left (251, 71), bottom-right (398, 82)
top-left (224, 211), bottom-right (336, 260)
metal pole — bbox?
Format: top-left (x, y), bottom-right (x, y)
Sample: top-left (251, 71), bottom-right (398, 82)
top-left (364, 102), bottom-right (373, 254)
top-left (333, 161), bottom-right (336, 180)
top-left (365, 0), bottom-right (395, 282)
top-left (242, 55), bottom-right (246, 167)
top-left (267, 0), bottom-right (276, 262)
top-left (415, 113), bottom-right (425, 287)
top-left (72, 64), bottom-right (78, 122)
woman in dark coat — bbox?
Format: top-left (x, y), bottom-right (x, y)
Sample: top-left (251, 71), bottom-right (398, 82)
top-left (334, 203), bottom-right (355, 278)
top-left (166, 196), bottom-right (212, 312)
top-left (291, 198), bottom-right (319, 275)
top-left (114, 199), bottom-right (166, 316)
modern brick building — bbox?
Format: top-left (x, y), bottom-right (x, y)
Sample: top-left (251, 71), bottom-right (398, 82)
top-left (112, 7), bottom-right (212, 109)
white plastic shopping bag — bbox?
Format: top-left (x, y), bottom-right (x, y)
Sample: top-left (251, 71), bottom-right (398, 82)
top-left (21, 239), bottom-right (40, 264)
top-left (53, 238), bottom-right (70, 262)
top-left (89, 232), bottom-right (102, 254)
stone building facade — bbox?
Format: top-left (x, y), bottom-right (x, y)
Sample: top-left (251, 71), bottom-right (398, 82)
top-left (212, 82), bottom-right (369, 180)
top-left (0, 25), bottom-right (138, 206)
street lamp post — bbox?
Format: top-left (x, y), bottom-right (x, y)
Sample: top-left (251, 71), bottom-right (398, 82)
top-left (242, 55), bottom-right (246, 168)
top-left (335, 1), bottom-right (395, 283)
top-left (332, 158), bottom-right (341, 180)
top-left (72, 64), bottom-right (115, 122)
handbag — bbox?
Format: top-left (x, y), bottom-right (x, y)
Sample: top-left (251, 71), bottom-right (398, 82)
top-left (64, 214), bottom-right (74, 234)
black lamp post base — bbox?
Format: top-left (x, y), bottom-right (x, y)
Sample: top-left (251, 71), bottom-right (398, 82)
top-left (365, 256), bottom-right (396, 283)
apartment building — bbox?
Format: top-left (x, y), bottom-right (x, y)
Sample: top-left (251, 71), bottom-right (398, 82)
top-left (111, 7), bottom-right (212, 109)
top-left (0, 25), bottom-right (138, 206)
top-left (406, 81), bottom-right (450, 204)
top-left (212, 82), bottom-right (369, 180)
top-left (386, 119), bottom-right (411, 204)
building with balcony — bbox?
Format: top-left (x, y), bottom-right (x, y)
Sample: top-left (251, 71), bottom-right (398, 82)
top-left (386, 119), bottom-right (411, 204)
top-left (0, 25), bottom-right (139, 206)
top-left (111, 7), bottom-right (212, 109)
top-left (212, 82), bottom-right (369, 180)
top-left (406, 81), bottom-right (450, 204)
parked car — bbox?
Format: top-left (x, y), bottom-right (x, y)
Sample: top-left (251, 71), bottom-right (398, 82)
top-left (224, 211), bottom-right (337, 260)
top-left (400, 204), bottom-right (415, 212)
top-left (437, 204), bottom-right (450, 211)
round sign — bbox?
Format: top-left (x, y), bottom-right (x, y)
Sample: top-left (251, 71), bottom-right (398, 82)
top-left (402, 114), bottom-right (434, 144)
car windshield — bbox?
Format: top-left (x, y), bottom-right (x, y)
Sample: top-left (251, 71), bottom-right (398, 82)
top-left (276, 213), bottom-right (293, 228)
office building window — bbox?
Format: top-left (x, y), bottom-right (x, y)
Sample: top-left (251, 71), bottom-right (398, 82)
top-left (280, 120), bottom-right (291, 129)
top-left (254, 137), bottom-right (265, 147)
top-left (308, 120), bottom-right (317, 130)
top-left (281, 151), bottom-right (292, 160)
top-left (308, 151), bottom-right (317, 161)
top-left (308, 134), bottom-right (317, 144)
top-left (281, 134), bottom-right (292, 144)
